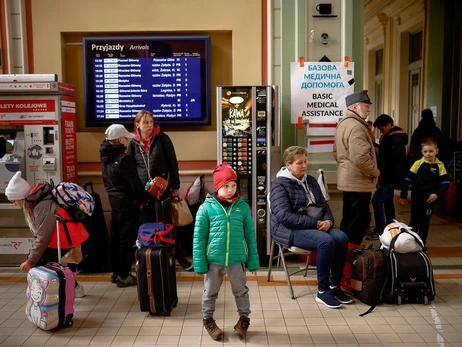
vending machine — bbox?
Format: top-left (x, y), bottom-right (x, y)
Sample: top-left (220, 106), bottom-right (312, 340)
top-left (0, 74), bottom-right (77, 265)
top-left (216, 86), bottom-right (280, 265)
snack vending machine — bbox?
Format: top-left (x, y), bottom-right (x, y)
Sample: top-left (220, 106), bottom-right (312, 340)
top-left (0, 75), bottom-right (77, 265)
top-left (217, 86), bottom-right (280, 265)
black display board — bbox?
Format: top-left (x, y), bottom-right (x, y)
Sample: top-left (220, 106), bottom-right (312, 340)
top-left (83, 36), bottom-right (211, 127)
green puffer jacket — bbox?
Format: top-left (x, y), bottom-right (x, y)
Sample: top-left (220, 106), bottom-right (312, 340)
top-left (193, 195), bottom-right (260, 275)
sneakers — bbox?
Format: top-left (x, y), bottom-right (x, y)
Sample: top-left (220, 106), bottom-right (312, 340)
top-left (315, 291), bottom-right (342, 309)
top-left (234, 316), bottom-right (250, 338)
top-left (117, 273), bottom-right (137, 288)
top-left (365, 232), bottom-right (380, 241)
top-left (177, 257), bottom-right (194, 271)
top-left (203, 317), bottom-right (223, 340)
top-left (110, 273), bottom-right (118, 284)
top-left (75, 283), bottom-right (86, 298)
top-left (330, 287), bottom-right (353, 304)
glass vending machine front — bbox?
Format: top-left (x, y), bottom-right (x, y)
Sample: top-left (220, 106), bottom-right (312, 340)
top-left (217, 86), bottom-right (276, 266)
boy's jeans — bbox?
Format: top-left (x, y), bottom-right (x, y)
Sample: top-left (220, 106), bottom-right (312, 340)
top-left (372, 186), bottom-right (396, 235)
top-left (292, 228), bottom-right (348, 292)
top-left (202, 263), bottom-right (250, 318)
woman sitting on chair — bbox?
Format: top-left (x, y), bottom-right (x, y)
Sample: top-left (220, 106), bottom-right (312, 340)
top-left (270, 146), bottom-right (351, 309)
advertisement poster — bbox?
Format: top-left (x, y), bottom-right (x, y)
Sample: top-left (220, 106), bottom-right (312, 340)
top-left (290, 62), bottom-right (355, 124)
top-left (221, 87), bottom-right (252, 137)
top-left (61, 95), bottom-right (77, 183)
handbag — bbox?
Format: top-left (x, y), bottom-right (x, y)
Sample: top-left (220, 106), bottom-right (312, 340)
top-left (60, 245), bottom-right (83, 265)
top-left (147, 176), bottom-right (169, 200)
top-left (304, 204), bottom-right (326, 220)
top-left (172, 199), bottom-right (194, 226)
top-left (139, 145), bottom-right (169, 200)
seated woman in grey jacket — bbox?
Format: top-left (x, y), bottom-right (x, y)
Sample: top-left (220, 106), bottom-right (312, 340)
top-left (270, 146), bottom-right (351, 309)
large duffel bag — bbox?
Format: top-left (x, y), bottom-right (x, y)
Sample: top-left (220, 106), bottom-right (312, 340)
top-left (383, 230), bottom-right (435, 305)
top-left (350, 249), bottom-right (387, 305)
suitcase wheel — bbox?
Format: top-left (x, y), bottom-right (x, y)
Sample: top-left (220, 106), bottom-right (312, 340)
top-left (66, 319), bottom-right (74, 328)
top-left (397, 295), bottom-right (402, 305)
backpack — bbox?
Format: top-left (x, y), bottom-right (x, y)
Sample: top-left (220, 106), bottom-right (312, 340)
top-left (51, 181), bottom-right (95, 216)
top-left (48, 207), bottom-right (89, 249)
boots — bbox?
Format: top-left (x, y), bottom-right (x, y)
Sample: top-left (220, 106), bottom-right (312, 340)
top-left (234, 316), bottom-right (250, 337)
top-left (203, 317), bottom-right (223, 340)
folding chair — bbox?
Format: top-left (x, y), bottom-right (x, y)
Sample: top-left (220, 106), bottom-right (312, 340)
top-left (266, 193), bottom-right (316, 299)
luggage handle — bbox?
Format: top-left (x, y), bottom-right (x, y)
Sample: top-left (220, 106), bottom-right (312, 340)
top-left (83, 181), bottom-right (94, 194)
top-left (160, 197), bottom-right (172, 231)
top-left (54, 213), bottom-right (63, 261)
top-left (389, 228), bottom-right (426, 253)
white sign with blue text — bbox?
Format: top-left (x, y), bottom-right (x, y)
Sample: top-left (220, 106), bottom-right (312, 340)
top-left (290, 62), bottom-right (355, 124)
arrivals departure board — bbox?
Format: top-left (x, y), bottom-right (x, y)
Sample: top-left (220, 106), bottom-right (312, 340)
top-left (83, 36), bottom-right (211, 127)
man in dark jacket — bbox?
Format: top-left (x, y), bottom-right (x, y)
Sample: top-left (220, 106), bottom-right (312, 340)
top-left (368, 114), bottom-right (408, 239)
top-left (100, 124), bottom-right (148, 287)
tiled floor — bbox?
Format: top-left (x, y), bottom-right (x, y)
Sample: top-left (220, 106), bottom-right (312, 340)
top-left (1, 192), bottom-right (461, 346)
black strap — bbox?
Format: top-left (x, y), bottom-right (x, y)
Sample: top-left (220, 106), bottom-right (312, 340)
top-left (59, 220), bottom-right (74, 247)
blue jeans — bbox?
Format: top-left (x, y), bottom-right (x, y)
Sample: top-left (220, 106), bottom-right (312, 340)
top-left (372, 186), bottom-right (395, 235)
top-left (292, 228), bottom-right (348, 292)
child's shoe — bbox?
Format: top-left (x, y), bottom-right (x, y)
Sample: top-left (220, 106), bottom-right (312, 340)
top-left (234, 316), bottom-right (250, 338)
top-left (203, 317), bottom-right (223, 340)
top-left (110, 273), bottom-right (118, 283)
top-left (75, 283), bottom-right (86, 298)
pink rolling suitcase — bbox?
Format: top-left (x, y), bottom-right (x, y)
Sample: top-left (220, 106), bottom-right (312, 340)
top-left (25, 215), bottom-right (76, 330)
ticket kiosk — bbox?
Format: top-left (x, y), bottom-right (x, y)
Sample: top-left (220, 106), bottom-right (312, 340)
top-left (0, 74), bottom-right (77, 265)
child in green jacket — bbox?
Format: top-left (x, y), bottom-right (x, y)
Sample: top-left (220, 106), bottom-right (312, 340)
top-left (193, 164), bottom-right (259, 340)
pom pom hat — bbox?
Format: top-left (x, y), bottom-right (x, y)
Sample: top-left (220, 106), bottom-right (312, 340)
top-left (5, 171), bottom-right (31, 201)
top-left (213, 164), bottom-right (237, 192)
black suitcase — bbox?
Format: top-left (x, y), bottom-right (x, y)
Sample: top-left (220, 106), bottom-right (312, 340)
top-left (135, 246), bottom-right (178, 316)
top-left (383, 230), bottom-right (435, 305)
top-left (384, 249), bottom-right (435, 304)
top-left (74, 182), bottom-right (109, 272)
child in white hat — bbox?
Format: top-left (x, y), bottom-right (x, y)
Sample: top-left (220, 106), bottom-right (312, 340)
top-left (5, 171), bottom-right (85, 297)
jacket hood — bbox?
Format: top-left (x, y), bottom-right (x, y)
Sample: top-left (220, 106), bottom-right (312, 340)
top-left (276, 167), bottom-right (306, 182)
top-left (383, 126), bottom-right (408, 143)
top-left (26, 181), bottom-right (52, 204)
top-left (99, 140), bottom-right (126, 163)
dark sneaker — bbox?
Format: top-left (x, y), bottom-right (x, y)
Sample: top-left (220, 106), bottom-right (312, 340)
top-left (117, 273), bottom-right (137, 288)
top-left (177, 257), bottom-right (193, 271)
top-left (330, 287), bottom-right (353, 304)
top-left (315, 291), bottom-right (342, 309)
top-left (203, 317), bottom-right (223, 340)
top-left (365, 232), bottom-right (380, 241)
top-left (110, 273), bottom-right (118, 284)
top-left (234, 316), bottom-right (250, 338)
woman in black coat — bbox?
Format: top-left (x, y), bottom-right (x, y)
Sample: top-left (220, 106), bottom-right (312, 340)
top-left (270, 146), bottom-right (350, 309)
top-left (127, 110), bottom-right (192, 270)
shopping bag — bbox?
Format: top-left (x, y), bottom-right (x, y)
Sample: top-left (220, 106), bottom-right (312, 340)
top-left (60, 245), bottom-right (83, 265)
top-left (172, 199), bottom-right (194, 226)
top-left (317, 169), bottom-right (330, 201)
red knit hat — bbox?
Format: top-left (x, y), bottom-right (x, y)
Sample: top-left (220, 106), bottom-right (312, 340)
top-left (213, 164), bottom-right (237, 192)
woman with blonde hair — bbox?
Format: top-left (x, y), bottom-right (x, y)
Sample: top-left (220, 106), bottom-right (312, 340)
top-left (127, 110), bottom-right (192, 270)
top-left (270, 146), bottom-right (350, 308)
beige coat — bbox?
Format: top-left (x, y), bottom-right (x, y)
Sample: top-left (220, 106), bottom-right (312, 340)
top-left (333, 109), bottom-right (379, 192)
